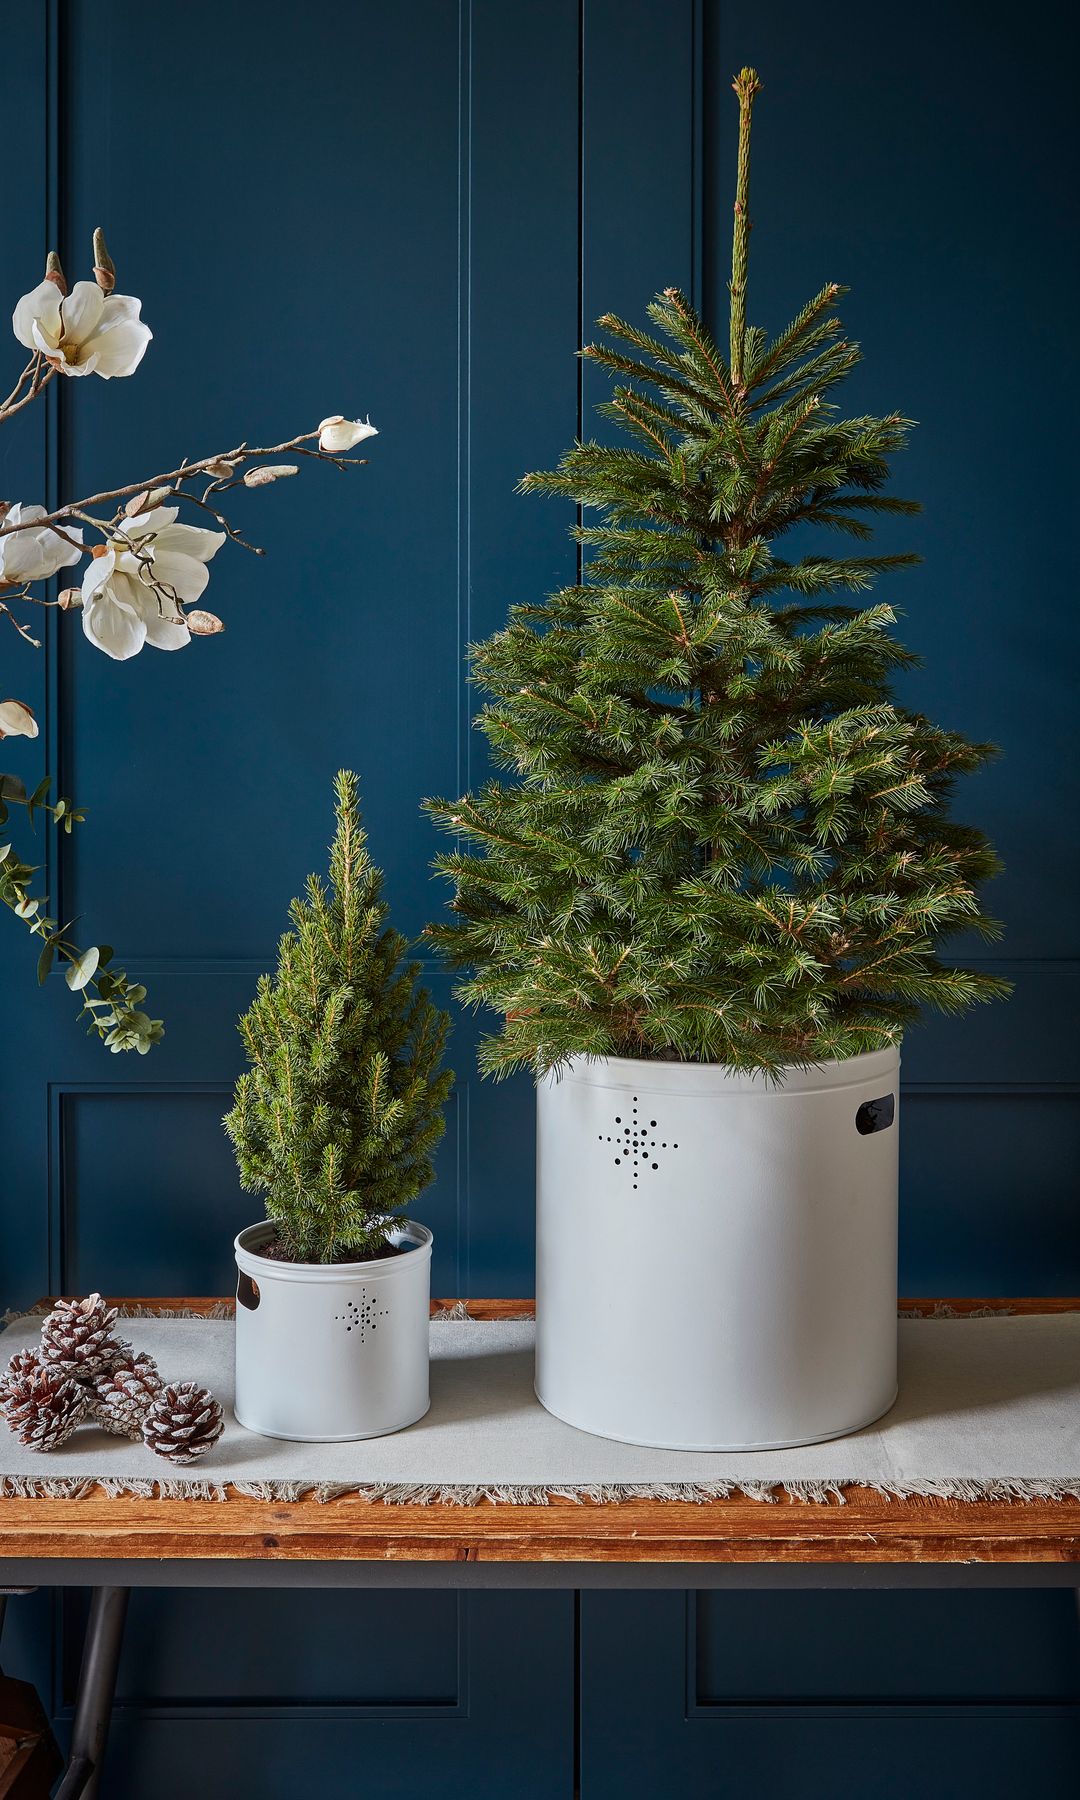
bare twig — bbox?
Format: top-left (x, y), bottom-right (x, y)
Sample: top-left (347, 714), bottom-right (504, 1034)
top-left (0, 361), bottom-right (56, 422)
top-left (177, 490), bottom-right (265, 555)
top-left (0, 353), bottom-right (40, 413)
top-left (0, 597), bottom-right (42, 645)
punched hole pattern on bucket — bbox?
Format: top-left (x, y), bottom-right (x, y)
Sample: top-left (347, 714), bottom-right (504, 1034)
top-left (599, 1096), bottom-right (679, 1189)
top-left (333, 1290), bottom-right (389, 1342)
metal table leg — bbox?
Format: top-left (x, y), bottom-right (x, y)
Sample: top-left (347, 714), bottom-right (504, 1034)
top-left (55, 1586), bottom-right (129, 1800)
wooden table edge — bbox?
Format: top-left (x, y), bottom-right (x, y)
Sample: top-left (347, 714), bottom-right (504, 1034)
top-left (3, 1298), bottom-right (1078, 1565)
top-left (24, 1296), bottom-right (1080, 1319)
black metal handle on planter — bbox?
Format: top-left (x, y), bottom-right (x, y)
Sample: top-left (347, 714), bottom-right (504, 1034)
top-left (856, 1094), bottom-right (895, 1136)
top-left (236, 1271), bottom-right (261, 1311)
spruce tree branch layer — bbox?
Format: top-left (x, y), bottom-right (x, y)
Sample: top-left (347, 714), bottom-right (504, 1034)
top-left (424, 70), bottom-right (1009, 1079)
top-left (225, 772), bottom-right (453, 1263)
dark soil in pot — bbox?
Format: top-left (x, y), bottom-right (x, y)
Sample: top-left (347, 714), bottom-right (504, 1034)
top-left (254, 1235), bottom-right (409, 1266)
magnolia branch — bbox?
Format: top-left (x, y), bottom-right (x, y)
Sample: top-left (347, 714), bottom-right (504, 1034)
top-left (0, 230), bottom-right (377, 1052)
top-left (1, 353), bottom-right (39, 411)
top-left (0, 431), bottom-right (362, 544)
top-left (0, 363), bottom-right (56, 421)
top-left (0, 594), bottom-right (41, 644)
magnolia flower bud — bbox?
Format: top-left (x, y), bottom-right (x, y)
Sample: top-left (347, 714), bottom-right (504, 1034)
top-left (0, 699), bottom-right (39, 739)
top-left (123, 486), bottom-right (171, 517)
top-left (243, 464), bottom-right (298, 488)
top-left (92, 228), bottom-right (116, 295)
top-left (44, 251), bottom-right (67, 296)
top-left (203, 457), bottom-right (239, 480)
top-left (13, 269), bottom-right (149, 379)
top-left (57, 587), bottom-right (82, 610)
top-left (318, 415), bottom-right (378, 454)
top-left (186, 610), bottom-right (224, 636)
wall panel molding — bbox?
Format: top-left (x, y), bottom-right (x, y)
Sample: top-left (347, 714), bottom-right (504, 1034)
top-left (59, 1589), bottom-right (466, 1716)
top-left (48, 1080), bottom-right (233, 1292)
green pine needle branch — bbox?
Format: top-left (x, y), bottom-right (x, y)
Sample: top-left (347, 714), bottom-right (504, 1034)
top-left (225, 770), bottom-right (454, 1262)
top-left (425, 69), bottom-right (1009, 1079)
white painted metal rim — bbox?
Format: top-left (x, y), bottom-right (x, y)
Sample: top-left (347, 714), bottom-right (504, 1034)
top-left (550, 1044), bottom-right (900, 1097)
top-left (532, 1384), bottom-right (900, 1454)
top-left (234, 1219), bottom-right (433, 1284)
top-left (230, 1398), bottom-right (432, 1444)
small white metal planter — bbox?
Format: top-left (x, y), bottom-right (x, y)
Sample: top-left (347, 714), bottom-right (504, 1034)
top-left (535, 1048), bottom-right (900, 1451)
top-left (233, 1220), bottom-right (432, 1441)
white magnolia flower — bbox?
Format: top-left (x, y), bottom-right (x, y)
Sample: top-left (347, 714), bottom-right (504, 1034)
top-left (12, 278), bottom-right (151, 379)
top-left (0, 699), bottom-right (38, 738)
top-left (0, 503), bottom-right (83, 583)
top-left (81, 507), bottom-right (225, 661)
top-left (318, 414), bottom-right (378, 454)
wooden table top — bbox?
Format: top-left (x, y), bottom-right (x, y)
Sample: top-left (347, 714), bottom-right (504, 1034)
top-left (1, 1297), bottom-right (1077, 1568)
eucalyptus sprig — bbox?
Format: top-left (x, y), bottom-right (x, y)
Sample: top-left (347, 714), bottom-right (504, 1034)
top-left (0, 776), bottom-right (162, 1053)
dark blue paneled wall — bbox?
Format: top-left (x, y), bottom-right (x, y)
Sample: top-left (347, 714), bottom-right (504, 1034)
top-left (1, 2), bottom-right (1077, 1793)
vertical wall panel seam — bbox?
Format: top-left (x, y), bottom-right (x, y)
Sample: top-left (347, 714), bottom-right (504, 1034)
top-left (47, 1085), bottom-right (60, 1295)
top-left (43, 0), bottom-right (63, 1305)
top-left (690, 0), bottom-right (704, 312)
top-left (458, 1590), bottom-right (471, 1717)
top-left (457, 0), bottom-right (473, 1297)
top-left (43, 0), bottom-right (62, 932)
top-left (683, 1590), bottom-right (697, 1716)
top-left (41, 11), bottom-right (63, 1724)
top-left (576, 0), bottom-right (585, 589)
top-left (699, 0), bottom-right (716, 336)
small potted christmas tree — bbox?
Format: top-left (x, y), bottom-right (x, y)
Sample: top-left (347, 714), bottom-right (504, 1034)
top-left (225, 771), bottom-right (452, 1441)
top-left (427, 71), bottom-right (1008, 1450)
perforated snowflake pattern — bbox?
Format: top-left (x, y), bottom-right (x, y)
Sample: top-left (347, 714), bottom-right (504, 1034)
top-left (333, 1289), bottom-right (388, 1342)
top-left (598, 1094), bottom-right (679, 1190)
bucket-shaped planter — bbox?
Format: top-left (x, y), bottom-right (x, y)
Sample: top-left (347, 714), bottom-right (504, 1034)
top-left (233, 1220), bottom-right (432, 1441)
top-left (535, 1048), bottom-right (899, 1450)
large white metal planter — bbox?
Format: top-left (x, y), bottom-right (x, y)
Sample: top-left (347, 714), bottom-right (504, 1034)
top-left (233, 1220), bottom-right (432, 1441)
top-left (535, 1047), bottom-right (900, 1451)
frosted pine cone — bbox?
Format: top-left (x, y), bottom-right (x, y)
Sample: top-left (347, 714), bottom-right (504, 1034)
top-left (0, 1361), bottom-right (88, 1450)
top-left (0, 1349), bottom-right (42, 1408)
top-left (92, 1351), bottom-right (163, 1440)
top-left (39, 1294), bottom-right (126, 1378)
top-left (142, 1383), bottom-right (224, 1466)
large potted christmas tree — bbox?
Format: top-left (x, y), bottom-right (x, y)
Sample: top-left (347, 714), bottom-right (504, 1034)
top-left (427, 70), bottom-right (1008, 1450)
top-left (225, 771), bottom-right (452, 1441)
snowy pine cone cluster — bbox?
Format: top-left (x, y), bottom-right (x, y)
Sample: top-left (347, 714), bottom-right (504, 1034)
top-left (0, 1294), bottom-right (224, 1464)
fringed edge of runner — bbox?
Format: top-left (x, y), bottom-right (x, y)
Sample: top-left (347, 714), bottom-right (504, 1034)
top-left (1, 1474), bottom-right (1077, 1506)
top-left (2, 1302), bottom-right (236, 1326)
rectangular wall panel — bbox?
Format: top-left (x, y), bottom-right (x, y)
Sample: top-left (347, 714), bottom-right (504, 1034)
top-left (63, 1588), bottom-right (462, 1708)
top-left (899, 1093), bottom-right (1080, 1294)
top-left (61, 0), bottom-right (463, 957)
top-left (693, 1591), bottom-right (1080, 1702)
top-left (80, 1591), bottom-right (574, 1800)
top-left (583, 1591), bottom-right (1080, 1798)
